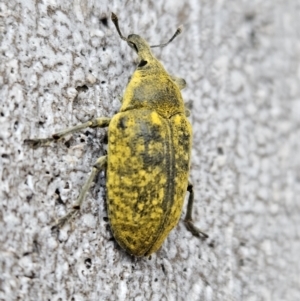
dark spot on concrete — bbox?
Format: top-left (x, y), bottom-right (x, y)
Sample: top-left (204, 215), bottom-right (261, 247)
top-left (217, 147), bottom-right (224, 155)
top-left (64, 140), bottom-right (71, 148)
top-left (84, 258), bottom-right (92, 269)
top-left (208, 241), bottom-right (215, 248)
top-left (55, 188), bottom-right (64, 205)
top-left (100, 17), bottom-right (108, 27)
top-left (245, 12), bottom-right (255, 21)
top-left (76, 85), bottom-right (88, 92)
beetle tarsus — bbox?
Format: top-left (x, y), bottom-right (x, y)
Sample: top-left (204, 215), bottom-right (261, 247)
top-left (24, 138), bottom-right (54, 148)
top-left (54, 209), bottom-right (79, 229)
top-left (184, 183), bottom-right (209, 239)
top-left (52, 157), bottom-right (107, 230)
top-left (184, 220), bottom-right (209, 239)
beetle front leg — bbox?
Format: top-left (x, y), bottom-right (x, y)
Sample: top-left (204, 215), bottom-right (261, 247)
top-left (184, 183), bottom-right (209, 239)
top-left (25, 117), bottom-right (111, 148)
top-left (54, 155), bottom-right (107, 228)
top-left (171, 76), bottom-right (186, 90)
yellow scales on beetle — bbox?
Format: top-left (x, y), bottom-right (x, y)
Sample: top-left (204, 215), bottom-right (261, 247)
top-left (26, 13), bottom-right (208, 256)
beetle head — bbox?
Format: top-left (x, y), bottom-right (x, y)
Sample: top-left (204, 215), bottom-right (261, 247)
top-left (126, 34), bottom-right (151, 55)
top-left (111, 13), bottom-right (182, 63)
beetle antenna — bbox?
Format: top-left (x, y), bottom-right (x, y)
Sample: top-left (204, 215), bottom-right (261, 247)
top-left (150, 27), bottom-right (182, 48)
top-left (111, 13), bottom-right (128, 41)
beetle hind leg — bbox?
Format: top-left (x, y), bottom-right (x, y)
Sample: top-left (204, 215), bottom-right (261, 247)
top-left (53, 156), bottom-right (107, 229)
top-left (184, 183), bottom-right (209, 239)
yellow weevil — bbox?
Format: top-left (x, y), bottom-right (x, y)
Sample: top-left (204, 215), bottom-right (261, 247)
top-left (26, 13), bottom-right (208, 256)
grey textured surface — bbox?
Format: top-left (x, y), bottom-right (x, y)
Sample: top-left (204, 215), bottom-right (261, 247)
top-left (1, 0), bottom-right (300, 300)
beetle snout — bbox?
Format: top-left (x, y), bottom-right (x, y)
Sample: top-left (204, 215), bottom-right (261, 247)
top-left (127, 41), bottom-right (138, 53)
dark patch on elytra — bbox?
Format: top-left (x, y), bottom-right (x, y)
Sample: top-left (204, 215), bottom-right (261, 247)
top-left (138, 121), bottom-right (163, 145)
top-left (140, 149), bottom-right (164, 167)
top-left (137, 121), bottom-right (166, 168)
top-left (125, 235), bottom-right (134, 244)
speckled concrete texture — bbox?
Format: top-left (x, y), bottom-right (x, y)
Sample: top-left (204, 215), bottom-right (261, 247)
top-left (1, 0), bottom-right (300, 300)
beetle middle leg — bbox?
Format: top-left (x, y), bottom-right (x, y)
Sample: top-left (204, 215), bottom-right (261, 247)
top-left (54, 155), bottom-right (107, 228)
top-left (184, 183), bottom-right (209, 239)
top-left (25, 117), bottom-right (111, 148)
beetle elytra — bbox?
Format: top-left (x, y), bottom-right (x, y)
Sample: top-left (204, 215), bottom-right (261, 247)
top-left (25, 13), bottom-right (208, 257)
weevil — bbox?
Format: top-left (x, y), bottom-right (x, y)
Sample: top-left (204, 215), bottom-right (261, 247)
top-left (25, 13), bottom-right (208, 256)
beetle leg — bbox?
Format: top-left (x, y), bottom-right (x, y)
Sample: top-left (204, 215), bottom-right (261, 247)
top-left (54, 156), bottom-right (107, 228)
top-left (25, 117), bottom-right (111, 148)
top-left (184, 100), bottom-right (193, 117)
top-left (171, 76), bottom-right (186, 90)
top-left (184, 183), bottom-right (209, 239)
top-left (184, 108), bottom-right (191, 117)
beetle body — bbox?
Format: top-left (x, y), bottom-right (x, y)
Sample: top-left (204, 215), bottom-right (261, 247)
top-left (25, 14), bottom-right (204, 257)
top-left (106, 33), bottom-right (192, 256)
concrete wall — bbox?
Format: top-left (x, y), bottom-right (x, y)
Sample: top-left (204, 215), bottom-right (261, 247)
top-left (1, 0), bottom-right (299, 300)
